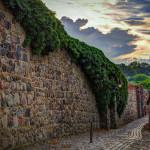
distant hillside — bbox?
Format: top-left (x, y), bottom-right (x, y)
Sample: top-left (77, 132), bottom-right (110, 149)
top-left (117, 61), bottom-right (150, 77)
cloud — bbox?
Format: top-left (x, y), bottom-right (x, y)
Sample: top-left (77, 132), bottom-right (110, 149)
top-left (61, 17), bottom-right (138, 58)
top-left (126, 17), bottom-right (144, 21)
top-left (138, 30), bottom-right (150, 35)
top-left (61, 16), bottom-right (88, 29)
top-left (66, 2), bottom-right (73, 5)
top-left (42, 0), bottom-right (150, 63)
top-left (124, 20), bottom-right (146, 26)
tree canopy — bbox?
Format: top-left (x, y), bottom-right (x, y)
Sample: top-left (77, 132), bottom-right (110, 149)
top-left (118, 61), bottom-right (150, 77)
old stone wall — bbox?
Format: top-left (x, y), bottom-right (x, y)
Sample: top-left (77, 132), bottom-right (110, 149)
top-left (0, 3), bottom-right (100, 149)
top-left (121, 84), bottom-right (139, 124)
top-left (101, 83), bottom-right (149, 129)
top-left (121, 84), bottom-right (149, 124)
top-left (143, 89), bottom-right (149, 116)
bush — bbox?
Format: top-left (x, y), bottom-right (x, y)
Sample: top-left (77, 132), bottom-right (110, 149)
top-left (133, 74), bottom-right (149, 84)
top-left (138, 78), bottom-right (150, 90)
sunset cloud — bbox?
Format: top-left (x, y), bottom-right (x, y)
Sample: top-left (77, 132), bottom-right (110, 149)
top-left (124, 20), bottom-right (146, 26)
top-left (61, 17), bottom-right (138, 58)
top-left (42, 0), bottom-right (150, 63)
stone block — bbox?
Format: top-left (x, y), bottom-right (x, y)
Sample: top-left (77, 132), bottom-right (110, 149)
top-left (13, 115), bottom-right (18, 128)
top-left (2, 139), bottom-right (9, 149)
top-left (0, 80), bottom-right (5, 89)
top-left (18, 115), bottom-right (25, 126)
top-left (27, 94), bottom-right (33, 105)
top-left (10, 81), bottom-right (16, 90)
top-left (27, 82), bottom-right (32, 92)
top-left (21, 94), bottom-right (27, 107)
top-left (2, 64), bottom-right (6, 72)
top-left (8, 117), bottom-right (13, 127)
top-left (23, 53), bottom-right (28, 62)
top-left (0, 19), bottom-right (5, 27)
top-left (1, 98), bottom-right (6, 108)
top-left (17, 45), bottom-right (21, 51)
top-left (16, 51), bottom-right (21, 60)
top-left (7, 94), bottom-right (14, 107)
top-left (25, 108), bottom-right (30, 117)
top-left (1, 115), bottom-right (8, 128)
top-left (4, 20), bottom-right (11, 29)
top-left (14, 93), bottom-right (20, 105)
top-left (8, 110), bottom-right (12, 117)
top-left (1, 48), bottom-right (6, 56)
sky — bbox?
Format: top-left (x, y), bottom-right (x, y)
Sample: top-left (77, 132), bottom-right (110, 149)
top-left (42, 0), bottom-right (150, 64)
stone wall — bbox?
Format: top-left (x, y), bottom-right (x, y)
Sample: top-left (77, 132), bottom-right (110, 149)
top-left (101, 83), bottom-right (149, 129)
top-left (121, 84), bottom-right (149, 124)
top-left (0, 3), bottom-right (100, 149)
top-left (143, 89), bottom-right (149, 116)
top-left (121, 84), bottom-right (139, 124)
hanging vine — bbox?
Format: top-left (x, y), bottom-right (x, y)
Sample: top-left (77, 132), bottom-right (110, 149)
top-left (1, 0), bottom-right (128, 116)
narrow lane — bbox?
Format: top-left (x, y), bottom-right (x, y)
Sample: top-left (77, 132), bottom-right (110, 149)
top-left (24, 116), bottom-right (148, 150)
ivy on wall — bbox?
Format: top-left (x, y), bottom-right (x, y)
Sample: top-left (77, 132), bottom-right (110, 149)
top-left (2, 0), bottom-right (128, 116)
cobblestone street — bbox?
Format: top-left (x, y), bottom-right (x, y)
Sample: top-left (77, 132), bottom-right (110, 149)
top-left (23, 116), bottom-right (148, 150)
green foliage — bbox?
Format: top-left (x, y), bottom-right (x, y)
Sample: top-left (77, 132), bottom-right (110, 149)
top-left (133, 74), bottom-right (149, 84)
top-left (2, 0), bottom-right (128, 116)
top-left (128, 74), bottom-right (150, 90)
top-left (2, 0), bottom-right (68, 54)
top-left (127, 74), bottom-right (150, 90)
top-left (138, 78), bottom-right (150, 90)
top-left (118, 61), bottom-right (150, 77)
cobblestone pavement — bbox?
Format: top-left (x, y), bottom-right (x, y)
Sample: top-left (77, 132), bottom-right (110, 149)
top-left (127, 123), bottom-right (150, 150)
top-left (24, 116), bottom-right (148, 150)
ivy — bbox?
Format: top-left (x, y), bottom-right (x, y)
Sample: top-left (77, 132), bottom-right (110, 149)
top-left (2, 0), bottom-right (128, 116)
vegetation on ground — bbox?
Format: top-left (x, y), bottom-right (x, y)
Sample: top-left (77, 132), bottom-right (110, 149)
top-left (2, 0), bottom-right (128, 116)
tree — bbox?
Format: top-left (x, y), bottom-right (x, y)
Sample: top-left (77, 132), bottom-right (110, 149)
top-left (138, 78), bottom-right (150, 90)
top-left (118, 62), bottom-right (150, 77)
top-left (133, 74), bottom-right (149, 84)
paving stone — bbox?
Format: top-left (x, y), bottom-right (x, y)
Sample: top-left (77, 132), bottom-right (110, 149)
top-left (23, 117), bottom-right (148, 150)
